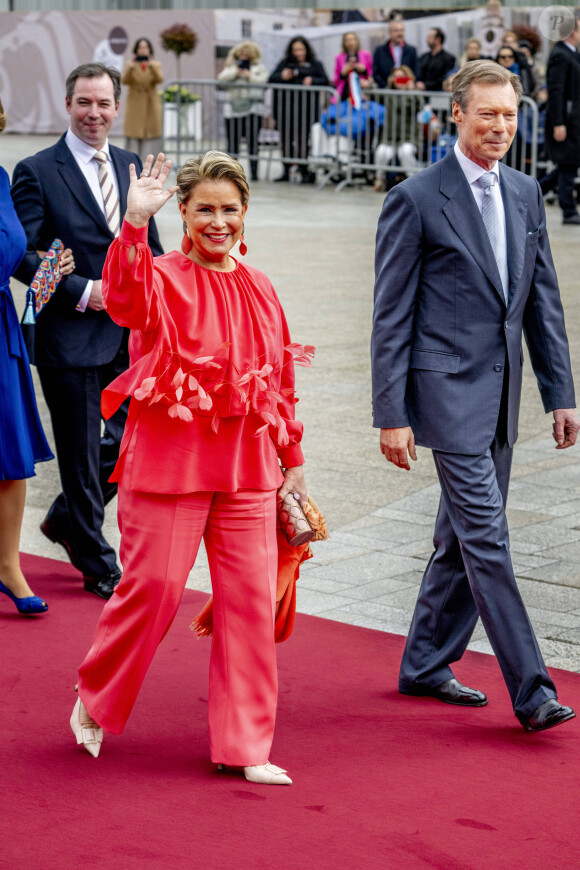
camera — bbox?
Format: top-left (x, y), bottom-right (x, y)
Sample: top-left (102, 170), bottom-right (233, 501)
top-left (237, 58), bottom-right (251, 70)
top-left (136, 55), bottom-right (149, 62)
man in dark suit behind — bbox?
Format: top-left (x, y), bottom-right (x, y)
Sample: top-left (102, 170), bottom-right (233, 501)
top-left (371, 60), bottom-right (578, 732)
top-left (417, 27), bottom-right (456, 92)
top-left (373, 19), bottom-right (419, 88)
top-left (12, 63), bottom-right (163, 599)
top-left (541, 17), bottom-right (580, 224)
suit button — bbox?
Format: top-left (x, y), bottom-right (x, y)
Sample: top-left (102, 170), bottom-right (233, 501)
top-left (505, 321), bottom-right (509, 330)
top-left (494, 364), bottom-right (503, 372)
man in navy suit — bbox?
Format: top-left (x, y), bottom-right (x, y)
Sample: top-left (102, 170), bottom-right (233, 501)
top-left (372, 19), bottom-right (419, 88)
top-left (12, 63), bottom-right (163, 599)
top-left (371, 60), bottom-right (578, 732)
top-left (541, 17), bottom-right (580, 224)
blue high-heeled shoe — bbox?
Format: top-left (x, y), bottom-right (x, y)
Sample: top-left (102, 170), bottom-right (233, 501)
top-left (0, 579), bottom-right (48, 615)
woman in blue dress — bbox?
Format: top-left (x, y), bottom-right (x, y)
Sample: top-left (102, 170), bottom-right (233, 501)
top-left (0, 99), bottom-right (71, 615)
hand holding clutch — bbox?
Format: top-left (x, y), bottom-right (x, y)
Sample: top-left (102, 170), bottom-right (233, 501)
top-left (21, 238), bottom-right (66, 364)
top-left (23, 238), bottom-right (65, 323)
top-left (277, 464), bottom-right (307, 506)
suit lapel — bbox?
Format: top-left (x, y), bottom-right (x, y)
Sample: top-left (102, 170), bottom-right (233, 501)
top-left (54, 136), bottom-right (111, 235)
top-left (499, 167), bottom-right (527, 306)
top-left (440, 151), bottom-right (506, 305)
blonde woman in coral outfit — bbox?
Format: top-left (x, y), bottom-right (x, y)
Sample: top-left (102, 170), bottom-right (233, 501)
top-left (70, 151), bottom-right (309, 785)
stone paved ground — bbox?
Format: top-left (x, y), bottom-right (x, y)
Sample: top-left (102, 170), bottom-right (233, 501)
top-left (5, 134), bottom-right (580, 672)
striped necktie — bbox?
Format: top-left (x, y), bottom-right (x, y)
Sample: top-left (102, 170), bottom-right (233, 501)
top-left (479, 171), bottom-right (509, 304)
top-left (94, 150), bottom-right (120, 237)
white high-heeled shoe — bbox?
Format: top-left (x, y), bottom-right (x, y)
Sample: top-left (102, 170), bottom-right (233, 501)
top-left (70, 696), bottom-right (103, 758)
top-left (218, 761), bottom-right (292, 785)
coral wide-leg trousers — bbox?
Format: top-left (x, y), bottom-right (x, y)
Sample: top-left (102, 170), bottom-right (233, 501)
top-left (77, 483), bottom-right (279, 766)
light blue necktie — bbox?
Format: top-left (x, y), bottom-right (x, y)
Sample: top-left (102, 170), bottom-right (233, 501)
top-left (479, 171), bottom-right (509, 304)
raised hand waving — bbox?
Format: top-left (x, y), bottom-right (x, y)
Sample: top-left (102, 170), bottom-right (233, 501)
top-left (125, 153), bottom-right (179, 227)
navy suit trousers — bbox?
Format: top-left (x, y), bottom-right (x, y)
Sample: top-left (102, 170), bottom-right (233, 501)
top-left (38, 337), bottom-right (129, 578)
top-left (399, 423), bottom-right (557, 719)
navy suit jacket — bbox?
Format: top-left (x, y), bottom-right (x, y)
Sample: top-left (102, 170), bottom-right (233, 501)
top-left (371, 150), bottom-right (575, 454)
top-left (11, 135), bottom-right (163, 368)
top-left (372, 42), bottom-right (419, 88)
top-left (545, 41), bottom-right (580, 166)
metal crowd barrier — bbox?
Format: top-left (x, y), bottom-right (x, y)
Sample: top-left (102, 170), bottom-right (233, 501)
top-left (311, 90), bottom-right (540, 191)
top-left (161, 78), bottom-right (334, 180)
top-left (161, 79), bottom-right (542, 192)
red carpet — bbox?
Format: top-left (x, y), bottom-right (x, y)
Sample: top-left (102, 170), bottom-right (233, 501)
top-left (1, 553), bottom-right (579, 870)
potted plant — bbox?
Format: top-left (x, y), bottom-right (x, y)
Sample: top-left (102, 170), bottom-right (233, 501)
top-left (160, 85), bottom-right (203, 141)
top-left (161, 84), bottom-right (199, 104)
top-left (159, 25), bottom-right (201, 141)
top-left (160, 23), bottom-right (197, 81)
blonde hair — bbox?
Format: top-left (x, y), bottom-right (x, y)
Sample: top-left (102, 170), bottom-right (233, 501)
top-left (225, 41), bottom-right (262, 66)
top-left (341, 31), bottom-right (360, 52)
top-left (0, 99), bottom-right (6, 134)
top-left (452, 58), bottom-right (523, 111)
top-left (176, 151), bottom-right (250, 207)
top-left (387, 65), bottom-right (416, 88)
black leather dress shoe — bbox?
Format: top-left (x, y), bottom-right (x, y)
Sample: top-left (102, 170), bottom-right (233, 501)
top-left (83, 568), bottom-right (122, 600)
top-left (40, 513), bottom-right (81, 570)
top-left (563, 214), bottom-right (580, 225)
top-left (521, 699), bottom-right (576, 733)
top-left (400, 677), bottom-right (488, 707)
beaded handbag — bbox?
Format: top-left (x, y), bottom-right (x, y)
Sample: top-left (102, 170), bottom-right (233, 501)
top-left (277, 492), bottom-right (315, 547)
top-left (21, 238), bottom-right (64, 364)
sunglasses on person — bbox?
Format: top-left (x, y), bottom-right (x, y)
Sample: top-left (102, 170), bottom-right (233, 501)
top-left (498, 53), bottom-right (515, 60)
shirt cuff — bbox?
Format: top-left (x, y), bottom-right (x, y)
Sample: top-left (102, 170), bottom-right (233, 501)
top-left (277, 443), bottom-right (304, 469)
top-left (119, 220), bottom-right (149, 247)
top-left (76, 281), bottom-right (92, 312)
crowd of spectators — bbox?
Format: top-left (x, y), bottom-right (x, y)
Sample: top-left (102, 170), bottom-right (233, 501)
top-left (215, 17), bottom-right (577, 202)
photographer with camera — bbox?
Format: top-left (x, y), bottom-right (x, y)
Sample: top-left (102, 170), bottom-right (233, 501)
top-left (217, 42), bottom-right (269, 183)
top-left (334, 32), bottom-right (373, 102)
top-left (121, 38), bottom-right (164, 162)
top-left (269, 36), bottom-right (329, 183)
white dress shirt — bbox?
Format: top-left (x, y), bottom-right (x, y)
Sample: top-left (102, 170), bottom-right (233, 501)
top-left (454, 140), bottom-right (507, 244)
top-left (64, 129), bottom-right (120, 312)
top-left (390, 42), bottom-right (404, 68)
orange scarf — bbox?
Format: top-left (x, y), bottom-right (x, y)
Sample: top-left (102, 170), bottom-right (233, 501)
top-left (190, 497), bottom-right (328, 642)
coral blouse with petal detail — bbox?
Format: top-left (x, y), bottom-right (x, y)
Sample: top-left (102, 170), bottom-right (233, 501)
top-left (101, 221), bottom-right (304, 494)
